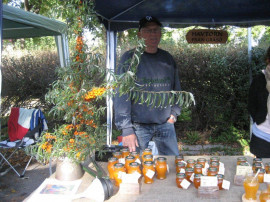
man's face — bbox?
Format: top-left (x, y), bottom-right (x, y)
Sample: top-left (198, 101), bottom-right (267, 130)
top-left (138, 22), bottom-right (161, 50)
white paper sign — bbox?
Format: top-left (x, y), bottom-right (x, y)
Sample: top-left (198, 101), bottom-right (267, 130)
top-left (122, 173), bottom-right (140, 183)
top-left (218, 166), bottom-right (225, 175)
top-left (264, 174), bottom-right (270, 183)
top-left (222, 179), bottom-right (230, 190)
top-left (219, 162), bottom-right (224, 169)
top-left (205, 162), bottom-right (209, 169)
top-left (118, 171), bottom-right (126, 179)
top-left (180, 168), bottom-right (185, 173)
top-left (167, 164), bottom-right (170, 173)
top-left (146, 169), bottom-right (155, 179)
top-left (236, 166), bottom-right (252, 176)
top-left (202, 167), bottom-right (207, 176)
top-left (200, 176), bottom-right (218, 187)
top-left (180, 179), bottom-right (191, 189)
top-left (190, 173), bottom-right (194, 182)
top-left (119, 158), bottom-right (125, 164)
top-left (135, 158), bottom-right (141, 164)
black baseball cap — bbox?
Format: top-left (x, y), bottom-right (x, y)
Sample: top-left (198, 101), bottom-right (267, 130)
top-left (139, 16), bottom-right (162, 31)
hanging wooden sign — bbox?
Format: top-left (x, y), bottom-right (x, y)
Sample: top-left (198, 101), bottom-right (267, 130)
top-left (186, 29), bottom-right (228, 44)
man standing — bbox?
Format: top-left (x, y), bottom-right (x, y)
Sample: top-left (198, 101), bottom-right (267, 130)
top-left (114, 16), bottom-right (181, 155)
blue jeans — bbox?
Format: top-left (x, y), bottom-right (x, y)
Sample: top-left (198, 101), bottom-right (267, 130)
top-left (133, 122), bottom-right (179, 155)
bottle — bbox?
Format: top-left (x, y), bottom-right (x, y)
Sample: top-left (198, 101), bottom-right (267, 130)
top-left (176, 173), bottom-right (186, 188)
top-left (121, 148), bottom-right (130, 159)
top-left (142, 148), bottom-right (152, 163)
top-left (107, 157), bottom-right (118, 179)
top-left (217, 174), bottom-right (224, 190)
top-left (194, 174), bottom-right (202, 189)
top-left (142, 154), bottom-right (153, 165)
top-left (176, 162), bottom-right (186, 173)
top-left (156, 157), bottom-right (167, 180)
top-left (194, 163), bottom-right (203, 174)
top-left (125, 155), bottom-right (135, 171)
top-left (130, 151), bottom-right (140, 161)
top-left (186, 159), bottom-right (195, 168)
top-left (128, 162), bottom-right (142, 175)
top-left (197, 158), bottom-right (206, 168)
top-left (175, 155), bottom-right (184, 164)
top-left (185, 167), bottom-right (194, 182)
top-left (142, 161), bottom-right (155, 184)
top-left (210, 161), bottom-right (219, 172)
top-left (113, 163), bottom-right (126, 186)
top-left (112, 151), bottom-right (122, 159)
top-left (207, 167), bottom-right (218, 176)
top-left (210, 156), bottom-right (220, 164)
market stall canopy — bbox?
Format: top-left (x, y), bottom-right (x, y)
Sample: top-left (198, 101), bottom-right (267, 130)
top-left (2, 4), bottom-right (67, 39)
top-left (94, 0), bottom-right (270, 31)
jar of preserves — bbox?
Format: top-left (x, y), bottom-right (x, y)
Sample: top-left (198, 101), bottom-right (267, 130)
top-left (259, 190), bottom-right (270, 202)
top-left (142, 148), bottom-right (152, 162)
top-left (207, 167), bottom-right (218, 176)
top-left (197, 158), bottom-right (206, 168)
top-left (156, 157), bottom-right (167, 180)
top-left (253, 157), bottom-right (263, 164)
top-left (112, 151), bottom-right (122, 159)
top-left (107, 157), bottom-right (118, 179)
top-left (175, 155), bottom-right (184, 164)
top-left (210, 156), bottom-right (220, 163)
top-left (265, 163), bottom-right (270, 174)
top-left (128, 162), bottom-right (142, 175)
top-left (253, 162), bottom-right (262, 173)
top-left (217, 174), bottom-right (224, 190)
top-left (176, 162), bottom-right (186, 173)
top-left (194, 174), bottom-right (202, 189)
top-left (142, 154), bottom-right (153, 165)
top-left (121, 148), bottom-right (130, 159)
top-left (142, 161), bottom-right (155, 184)
top-left (125, 155), bottom-right (135, 171)
top-left (186, 159), bottom-right (195, 168)
top-left (185, 167), bottom-right (194, 182)
top-left (176, 173), bottom-right (186, 188)
top-left (237, 157), bottom-right (247, 165)
top-left (194, 163), bottom-right (203, 174)
top-left (256, 168), bottom-right (265, 183)
top-left (210, 161), bottom-right (219, 172)
top-left (131, 151), bottom-right (140, 160)
top-left (113, 163), bottom-right (126, 186)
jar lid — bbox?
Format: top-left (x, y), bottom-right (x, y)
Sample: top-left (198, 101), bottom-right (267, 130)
top-left (256, 168), bottom-right (265, 173)
top-left (194, 174), bottom-right (203, 178)
top-left (143, 148), bottom-right (152, 152)
top-left (108, 157), bottom-right (118, 162)
top-left (125, 155), bottom-right (135, 160)
top-left (197, 158), bottom-right (206, 162)
top-left (210, 161), bottom-right (219, 166)
top-left (195, 163), bottom-right (203, 168)
top-left (210, 156), bottom-right (220, 161)
top-left (175, 155), bottom-right (184, 160)
top-left (176, 173), bottom-right (186, 178)
top-left (237, 157), bottom-right (247, 161)
top-left (176, 162), bottom-right (186, 167)
top-left (121, 147), bottom-right (129, 152)
top-left (239, 162), bottom-right (249, 166)
top-left (143, 154), bottom-right (153, 159)
top-left (187, 159), bottom-right (195, 163)
top-left (113, 151), bottom-right (122, 155)
top-left (253, 162), bottom-right (262, 167)
top-left (157, 157), bottom-right (167, 162)
top-left (217, 174), bottom-right (224, 179)
top-left (114, 163), bottom-right (124, 168)
top-left (129, 162), bottom-right (140, 167)
top-left (144, 161), bottom-right (154, 166)
top-left (253, 158), bottom-right (263, 163)
top-left (208, 167), bottom-right (218, 172)
top-left (131, 151), bottom-right (139, 156)
top-left (185, 167), bottom-right (194, 172)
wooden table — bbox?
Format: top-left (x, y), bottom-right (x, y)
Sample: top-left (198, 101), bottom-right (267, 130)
top-left (28, 156), bottom-right (270, 202)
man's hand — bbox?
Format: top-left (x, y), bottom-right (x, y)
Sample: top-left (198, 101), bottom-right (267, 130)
top-left (167, 115), bottom-right (176, 124)
top-left (122, 134), bottom-right (138, 152)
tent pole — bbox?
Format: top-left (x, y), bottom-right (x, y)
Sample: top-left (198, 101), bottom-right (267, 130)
top-left (0, 1), bottom-right (3, 135)
top-left (248, 27), bottom-right (253, 140)
top-left (106, 25), bottom-right (116, 145)
top-left (55, 34), bottom-right (70, 67)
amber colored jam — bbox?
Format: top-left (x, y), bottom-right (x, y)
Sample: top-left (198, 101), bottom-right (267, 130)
top-left (176, 173), bottom-right (186, 188)
top-left (197, 158), bottom-right (206, 168)
top-left (112, 151), bottom-right (122, 159)
top-left (210, 161), bottom-right (219, 172)
top-left (194, 163), bottom-right (203, 174)
top-left (175, 155), bottom-right (184, 164)
top-left (113, 163), bottom-right (126, 186)
top-left (243, 175), bottom-right (259, 200)
top-left (256, 168), bottom-right (265, 183)
top-left (265, 163), bottom-right (270, 174)
top-left (128, 162), bottom-right (142, 174)
top-left (142, 161), bottom-right (155, 184)
top-left (142, 154), bottom-right (153, 165)
top-left (259, 190), bottom-right (270, 202)
top-left (252, 162), bottom-right (262, 173)
top-left (156, 157), bottom-right (167, 180)
top-left (125, 155), bottom-right (135, 171)
top-left (121, 148), bottom-right (130, 159)
top-left (130, 151), bottom-right (140, 160)
top-left (107, 157), bottom-right (118, 179)
top-left (186, 159), bottom-right (195, 168)
top-left (194, 174), bottom-right (202, 189)
top-left (185, 167), bottom-right (194, 182)
top-left (142, 148), bottom-right (152, 157)
top-left (210, 156), bottom-right (220, 164)
top-left (217, 174), bottom-right (224, 190)
top-left (207, 167), bottom-right (218, 176)
top-left (176, 162), bottom-right (186, 173)
top-left (237, 157), bottom-right (247, 165)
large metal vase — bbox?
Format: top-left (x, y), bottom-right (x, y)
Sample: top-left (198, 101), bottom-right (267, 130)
top-left (55, 157), bottom-right (84, 181)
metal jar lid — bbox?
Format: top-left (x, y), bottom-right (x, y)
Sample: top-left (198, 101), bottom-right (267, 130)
top-left (129, 162), bottom-right (140, 167)
top-left (195, 163), bottom-right (203, 168)
top-left (208, 167), bottom-right (218, 172)
top-left (114, 163), bottom-right (124, 168)
top-left (176, 162), bottom-right (186, 167)
top-left (144, 161), bottom-right (154, 166)
top-left (108, 157), bottom-right (118, 162)
top-left (121, 147), bottom-right (129, 152)
top-left (197, 158), bottom-right (206, 162)
top-left (125, 155), bottom-right (135, 160)
top-left (143, 154), bottom-right (153, 159)
top-left (176, 173), bottom-right (186, 178)
top-left (185, 167), bottom-right (194, 172)
top-left (157, 157), bottom-right (167, 162)
top-left (194, 174), bottom-right (203, 178)
top-left (175, 155), bottom-right (184, 160)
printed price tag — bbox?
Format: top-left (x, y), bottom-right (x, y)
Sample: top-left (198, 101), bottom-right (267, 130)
top-left (181, 160), bottom-right (187, 166)
top-left (236, 166), bottom-right (252, 176)
top-left (190, 173), bottom-right (194, 182)
top-left (200, 176), bottom-right (218, 187)
top-left (119, 158), bottom-right (125, 164)
top-left (122, 173), bottom-right (138, 183)
top-left (146, 169), bottom-right (155, 179)
top-left (218, 166), bottom-right (225, 175)
top-left (118, 171), bottom-right (126, 179)
top-left (167, 164), bottom-right (170, 173)
top-left (135, 158), bottom-right (141, 164)
top-left (264, 174), bottom-right (270, 183)
top-left (202, 167), bottom-right (207, 176)
top-left (180, 179), bottom-right (191, 189)
top-left (222, 179), bottom-right (230, 190)
top-left (180, 168), bottom-right (185, 173)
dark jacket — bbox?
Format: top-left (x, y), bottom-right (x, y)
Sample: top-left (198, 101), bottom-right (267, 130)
top-left (248, 72), bottom-right (268, 125)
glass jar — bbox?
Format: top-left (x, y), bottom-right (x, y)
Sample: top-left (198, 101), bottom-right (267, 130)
top-left (207, 167), bottom-right (218, 176)
top-left (176, 173), bottom-right (186, 188)
top-left (194, 174), bottom-right (202, 189)
top-left (210, 161), bottom-right (219, 172)
top-left (156, 157), bottom-right (167, 180)
top-left (217, 174), bottom-right (224, 190)
top-left (185, 167), bottom-right (194, 182)
top-left (176, 162), bottom-right (186, 173)
top-left (265, 163), bottom-right (270, 174)
top-left (113, 163), bottom-right (126, 186)
top-left (210, 156), bottom-right (220, 163)
top-left (256, 168), bottom-right (265, 183)
top-left (142, 161), bottom-right (155, 184)
top-left (130, 151), bottom-right (140, 160)
top-left (112, 151), bottom-right (122, 159)
top-left (125, 155), bottom-right (135, 171)
top-left (127, 162), bottom-right (142, 174)
top-left (142, 148), bottom-right (152, 162)
top-left (259, 190), bottom-right (270, 202)
top-left (121, 148), bottom-right (130, 159)
top-left (186, 159), bottom-right (195, 168)
top-left (197, 158), bottom-right (206, 168)
top-left (142, 154), bottom-right (153, 165)
top-left (244, 173), bottom-right (259, 200)
top-left (194, 163), bottom-right (203, 174)
top-left (253, 162), bottom-right (262, 173)
top-left (175, 155), bottom-right (184, 165)
top-left (237, 157), bottom-right (247, 165)
top-left (107, 157), bottom-right (118, 179)
top-left (253, 158), bottom-right (263, 164)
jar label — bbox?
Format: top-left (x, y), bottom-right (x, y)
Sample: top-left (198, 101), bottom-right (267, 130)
top-left (218, 166), bottom-right (225, 175)
top-left (264, 174), bottom-right (270, 182)
top-left (119, 158), bottom-right (125, 164)
top-left (202, 167), bottom-right (207, 175)
top-left (146, 169), bottom-right (155, 179)
top-left (200, 176), bottom-right (218, 187)
top-left (122, 173), bottom-right (139, 183)
top-left (135, 158), bottom-right (141, 164)
top-left (236, 165), bottom-right (252, 176)
top-left (190, 173), bottom-right (194, 182)
top-left (180, 179), bottom-right (191, 189)
top-left (222, 179), bottom-right (230, 190)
